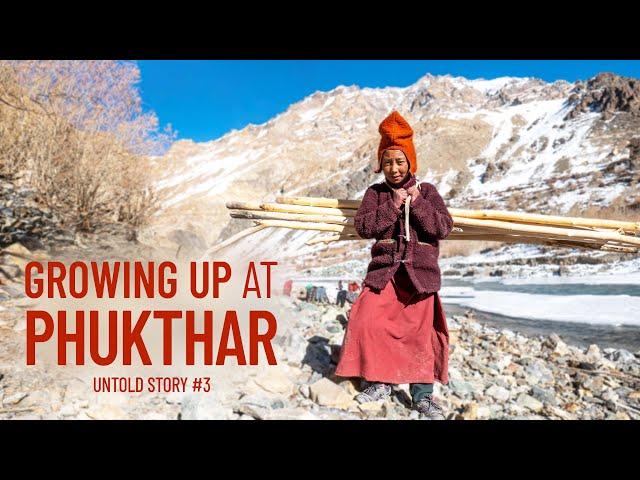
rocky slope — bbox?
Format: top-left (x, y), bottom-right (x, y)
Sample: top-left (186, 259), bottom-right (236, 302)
top-left (2, 257), bottom-right (639, 419)
top-left (0, 176), bottom-right (75, 251)
top-left (141, 72), bottom-right (640, 272)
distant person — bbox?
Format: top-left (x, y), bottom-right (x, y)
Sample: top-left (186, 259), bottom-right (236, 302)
top-left (283, 279), bottom-right (293, 296)
top-left (336, 290), bottom-right (347, 308)
top-left (309, 286), bottom-right (317, 303)
top-left (316, 285), bottom-right (329, 304)
top-left (346, 281), bottom-right (360, 304)
top-left (345, 290), bottom-right (357, 305)
top-left (336, 280), bottom-right (347, 308)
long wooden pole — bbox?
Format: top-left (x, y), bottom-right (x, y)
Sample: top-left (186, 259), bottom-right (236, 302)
top-left (448, 207), bottom-right (640, 234)
top-left (275, 196), bottom-right (361, 209)
top-left (226, 201), bottom-right (357, 217)
top-left (305, 232), bottom-right (636, 252)
top-left (451, 216), bottom-right (640, 247)
top-left (253, 219), bottom-right (357, 234)
top-left (272, 196), bottom-right (640, 233)
top-left (203, 224), bottom-right (267, 255)
top-left (229, 209), bottom-right (353, 226)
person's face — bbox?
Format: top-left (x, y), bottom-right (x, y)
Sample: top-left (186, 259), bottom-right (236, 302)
top-left (381, 149), bottom-right (409, 184)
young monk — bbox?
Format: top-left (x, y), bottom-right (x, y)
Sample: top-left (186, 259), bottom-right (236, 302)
top-left (335, 110), bottom-right (454, 419)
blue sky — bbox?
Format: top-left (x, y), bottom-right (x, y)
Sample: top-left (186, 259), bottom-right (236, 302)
top-left (136, 60), bottom-right (640, 143)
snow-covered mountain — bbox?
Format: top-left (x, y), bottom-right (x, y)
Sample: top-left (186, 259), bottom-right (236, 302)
top-left (140, 72), bottom-right (640, 273)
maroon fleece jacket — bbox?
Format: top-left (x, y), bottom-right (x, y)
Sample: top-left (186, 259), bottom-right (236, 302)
top-left (354, 173), bottom-right (454, 294)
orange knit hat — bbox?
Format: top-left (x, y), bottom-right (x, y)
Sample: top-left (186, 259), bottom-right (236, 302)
top-left (375, 111), bottom-right (417, 174)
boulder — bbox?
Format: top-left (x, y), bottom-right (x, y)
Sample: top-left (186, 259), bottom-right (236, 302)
top-left (309, 378), bottom-right (354, 409)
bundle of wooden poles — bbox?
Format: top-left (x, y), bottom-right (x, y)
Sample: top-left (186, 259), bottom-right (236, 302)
top-left (218, 196), bottom-right (640, 254)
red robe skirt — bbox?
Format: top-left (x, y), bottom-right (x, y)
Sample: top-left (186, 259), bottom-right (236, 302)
top-left (335, 265), bottom-right (449, 385)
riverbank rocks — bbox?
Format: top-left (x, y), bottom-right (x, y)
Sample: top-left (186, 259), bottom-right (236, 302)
top-left (1, 260), bottom-right (639, 419)
top-left (252, 368), bottom-right (295, 395)
top-left (485, 384), bottom-right (510, 401)
top-left (181, 394), bottom-right (234, 420)
top-left (544, 333), bottom-right (572, 356)
top-left (457, 402), bottom-right (478, 420)
top-left (586, 344), bottom-right (602, 364)
top-left (516, 393), bottom-right (544, 412)
top-left (309, 378), bottom-right (355, 409)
